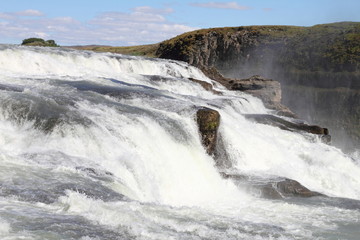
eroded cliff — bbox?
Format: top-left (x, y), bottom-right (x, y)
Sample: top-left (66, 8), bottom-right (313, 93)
top-left (156, 22), bottom-right (360, 152)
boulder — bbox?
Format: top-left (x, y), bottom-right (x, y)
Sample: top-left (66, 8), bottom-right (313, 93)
top-left (245, 114), bottom-right (331, 143)
top-left (188, 78), bottom-right (221, 94)
top-left (228, 75), bottom-right (295, 117)
top-left (276, 178), bottom-right (323, 197)
top-left (199, 69), bottom-right (296, 117)
top-left (221, 173), bottom-right (324, 199)
top-left (196, 108), bottom-right (220, 155)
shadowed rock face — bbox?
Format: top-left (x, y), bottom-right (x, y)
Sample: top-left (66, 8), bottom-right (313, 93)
top-left (244, 114), bottom-right (331, 143)
top-left (196, 68), bottom-right (296, 117)
top-left (276, 179), bottom-right (324, 197)
top-left (221, 173), bottom-right (324, 199)
top-left (230, 76), bottom-right (295, 117)
top-left (188, 78), bottom-right (221, 95)
top-left (196, 108), bottom-right (220, 155)
top-left (228, 75), bottom-right (289, 115)
top-left (156, 23), bottom-right (360, 82)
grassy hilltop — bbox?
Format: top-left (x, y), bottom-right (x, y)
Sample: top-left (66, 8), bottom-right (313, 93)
top-left (155, 22), bottom-right (360, 83)
top-left (74, 22), bottom-right (360, 79)
top-left (69, 44), bottom-right (159, 57)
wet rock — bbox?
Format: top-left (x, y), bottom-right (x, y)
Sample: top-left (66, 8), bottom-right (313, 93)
top-left (228, 75), bottom-right (295, 117)
top-left (245, 114), bottom-right (331, 143)
top-left (198, 69), bottom-right (296, 117)
top-left (221, 173), bottom-right (324, 199)
top-left (188, 78), bottom-right (221, 94)
top-left (199, 66), bottom-right (229, 86)
top-left (75, 166), bottom-right (114, 182)
top-left (276, 179), bottom-right (323, 197)
top-left (196, 107), bottom-right (220, 155)
top-left (228, 75), bottom-right (281, 104)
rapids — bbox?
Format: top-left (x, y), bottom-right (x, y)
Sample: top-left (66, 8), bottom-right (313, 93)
top-left (0, 45), bottom-right (359, 239)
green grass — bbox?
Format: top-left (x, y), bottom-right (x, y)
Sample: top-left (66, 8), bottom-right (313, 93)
top-left (69, 44), bottom-right (158, 57)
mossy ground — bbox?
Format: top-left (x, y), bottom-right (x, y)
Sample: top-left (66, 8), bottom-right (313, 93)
top-left (69, 44), bottom-right (158, 57)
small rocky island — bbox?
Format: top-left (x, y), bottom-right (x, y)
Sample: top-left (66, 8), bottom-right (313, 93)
top-left (21, 38), bottom-right (59, 47)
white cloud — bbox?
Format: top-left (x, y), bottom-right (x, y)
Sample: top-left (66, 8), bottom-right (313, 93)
top-left (0, 7), bottom-right (196, 46)
top-left (16, 9), bottom-right (44, 17)
top-left (0, 9), bottom-right (44, 19)
top-left (0, 13), bottom-right (13, 19)
top-left (91, 11), bottom-right (166, 24)
top-left (133, 6), bottom-right (174, 14)
top-left (34, 32), bottom-right (49, 38)
top-left (191, 1), bottom-right (249, 10)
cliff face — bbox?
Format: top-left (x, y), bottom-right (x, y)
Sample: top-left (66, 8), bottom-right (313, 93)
top-left (156, 22), bottom-right (360, 152)
top-left (156, 22), bottom-right (360, 87)
top-left (157, 27), bottom-right (260, 68)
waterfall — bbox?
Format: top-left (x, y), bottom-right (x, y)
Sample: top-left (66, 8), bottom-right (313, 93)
top-left (0, 45), bottom-right (359, 240)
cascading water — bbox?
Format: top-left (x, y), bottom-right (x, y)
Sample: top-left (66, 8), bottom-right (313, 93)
top-left (0, 44), bottom-right (359, 240)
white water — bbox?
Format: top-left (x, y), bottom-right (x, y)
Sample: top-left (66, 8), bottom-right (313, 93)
top-left (0, 45), bottom-right (359, 239)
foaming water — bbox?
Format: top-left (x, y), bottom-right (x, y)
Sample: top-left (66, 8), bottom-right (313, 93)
top-left (0, 45), bottom-right (359, 239)
top-left (219, 110), bottom-right (360, 199)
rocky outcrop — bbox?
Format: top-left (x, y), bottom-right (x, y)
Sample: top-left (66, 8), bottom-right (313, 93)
top-left (157, 23), bottom-right (360, 81)
top-left (188, 78), bottom-right (221, 94)
top-left (245, 114), bottom-right (331, 143)
top-left (228, 75), bottom-right (295, 117)
top-left (157, 28), bottom-right (260, 70)
top-left (21, 38), bottom-right (59, 47)
top-left (276, 179), bottom-right (323, 197)
top-left (196, 108), bottom-right (220, 155)
top-left (155, 23), bottom-right (360, 152)
top-left (229, 75), bottom-right (281, 102)
top-left (221, 173), bottom-right (324, 199)
top-left (198, 69), bottom-right (295, 117)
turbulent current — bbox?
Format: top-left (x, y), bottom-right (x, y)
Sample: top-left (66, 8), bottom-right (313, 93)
top-left (0, 45), bottom-right (359, 240)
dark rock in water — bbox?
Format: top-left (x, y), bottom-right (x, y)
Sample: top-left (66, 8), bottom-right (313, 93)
top-left (199, 66), bottom-right (228, 85)
top-left (188, 77), bottom-right (221, 94)
top-left (196, 107), bottom-right (220, 155)
top-left (229, 75), bottom-right (295, 117)
top-left (75, 166), bottom-right (114, 182)
top-left (221, 173), bottom-right (324, 199)
top-left (198, 69), bottom-right (296, 117)
top-left (245, 114), bottom-right (331, 143)
top-left (229, 75), bottom-right (280, 100)
top-left (276, 179), bottom-right (323, 197)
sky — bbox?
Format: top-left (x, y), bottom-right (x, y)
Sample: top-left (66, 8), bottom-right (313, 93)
top-left (0, 0), bottom-right (359, 46)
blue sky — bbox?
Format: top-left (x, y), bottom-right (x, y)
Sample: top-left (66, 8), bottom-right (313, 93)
top-left (0, 0), bottom-right (359, 46)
